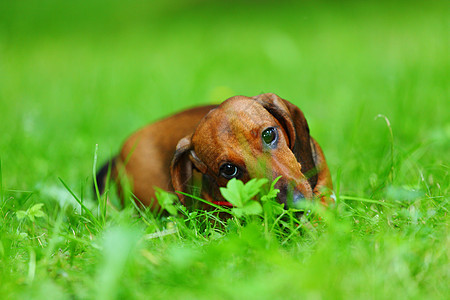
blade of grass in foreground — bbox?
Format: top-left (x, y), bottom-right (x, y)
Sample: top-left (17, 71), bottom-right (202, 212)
top-left (339, 195), bottom-right (396, 207)
top-left (376, 114), bottom-right (395, 182)
top-left (176, 191), bottom-right (232, 214)
top-left (92, 144), bottom-right (108, 225)
top-left (58, 177), bottom-right (102, 230)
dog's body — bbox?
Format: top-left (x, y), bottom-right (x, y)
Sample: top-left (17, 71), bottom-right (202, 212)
top-left (97, 93), bottom-right (333, 210)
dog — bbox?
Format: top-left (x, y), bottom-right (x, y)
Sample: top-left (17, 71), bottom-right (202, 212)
top-left (96, 93), bottom-right (333, 210)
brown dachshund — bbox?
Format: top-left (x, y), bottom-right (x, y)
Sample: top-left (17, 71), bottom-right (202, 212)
top-left (96, 93), bottom-right (333, 210)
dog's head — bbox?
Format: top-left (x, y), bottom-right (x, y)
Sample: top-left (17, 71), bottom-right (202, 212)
top-left (171, 93), bottom-right (330, 208)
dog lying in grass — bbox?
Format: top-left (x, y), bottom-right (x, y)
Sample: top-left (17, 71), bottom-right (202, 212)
top-left (96, 93), bottom-right (333, 210)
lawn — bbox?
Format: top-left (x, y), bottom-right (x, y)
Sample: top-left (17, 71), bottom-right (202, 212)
top-left (0, 0), bottom-right (448, 299)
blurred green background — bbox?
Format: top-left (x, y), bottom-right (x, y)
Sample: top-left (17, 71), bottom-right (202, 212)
top-left (0, 1), bottom-right (448, 299)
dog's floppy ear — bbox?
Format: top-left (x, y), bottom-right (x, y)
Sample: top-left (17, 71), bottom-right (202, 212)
top-left (170, 135), bottom-right (207, 204)
top-left (253, 93), bottom-right (318, 189)
top-left (310, 137), bottom-right (334, 204)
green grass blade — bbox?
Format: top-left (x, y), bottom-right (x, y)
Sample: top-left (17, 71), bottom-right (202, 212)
top-left (339, 195), bottom-right (396, 207)
top-left (176, 191), bottom-right (232, 214)
top-left (92, 144), bottom-right (107, 225)
top-left (58, 177), bottom-right (102, 229)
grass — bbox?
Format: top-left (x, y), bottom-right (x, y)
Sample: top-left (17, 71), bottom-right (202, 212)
top-left (0, 0), bottom-right (448, 299)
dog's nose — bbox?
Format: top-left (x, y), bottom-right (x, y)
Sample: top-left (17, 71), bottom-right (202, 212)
top-left (292, 191), bottom-right (305, 204)
top-left (276, 184), bottom-right (306, 208)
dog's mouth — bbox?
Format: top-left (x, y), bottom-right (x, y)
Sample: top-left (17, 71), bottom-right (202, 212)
top-left (201, 193), bottom-right (234, 208)
top-left (211, 200), bottom-right (234, 207)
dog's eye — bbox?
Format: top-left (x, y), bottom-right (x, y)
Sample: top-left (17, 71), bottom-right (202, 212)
top-left (262, 127), bottom-right (277, 145)
top-left (219, 163), bottom-right (240, 179)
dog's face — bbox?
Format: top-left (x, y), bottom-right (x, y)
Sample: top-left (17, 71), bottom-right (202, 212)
top-left (171, 93), bottom-right (320, 207)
